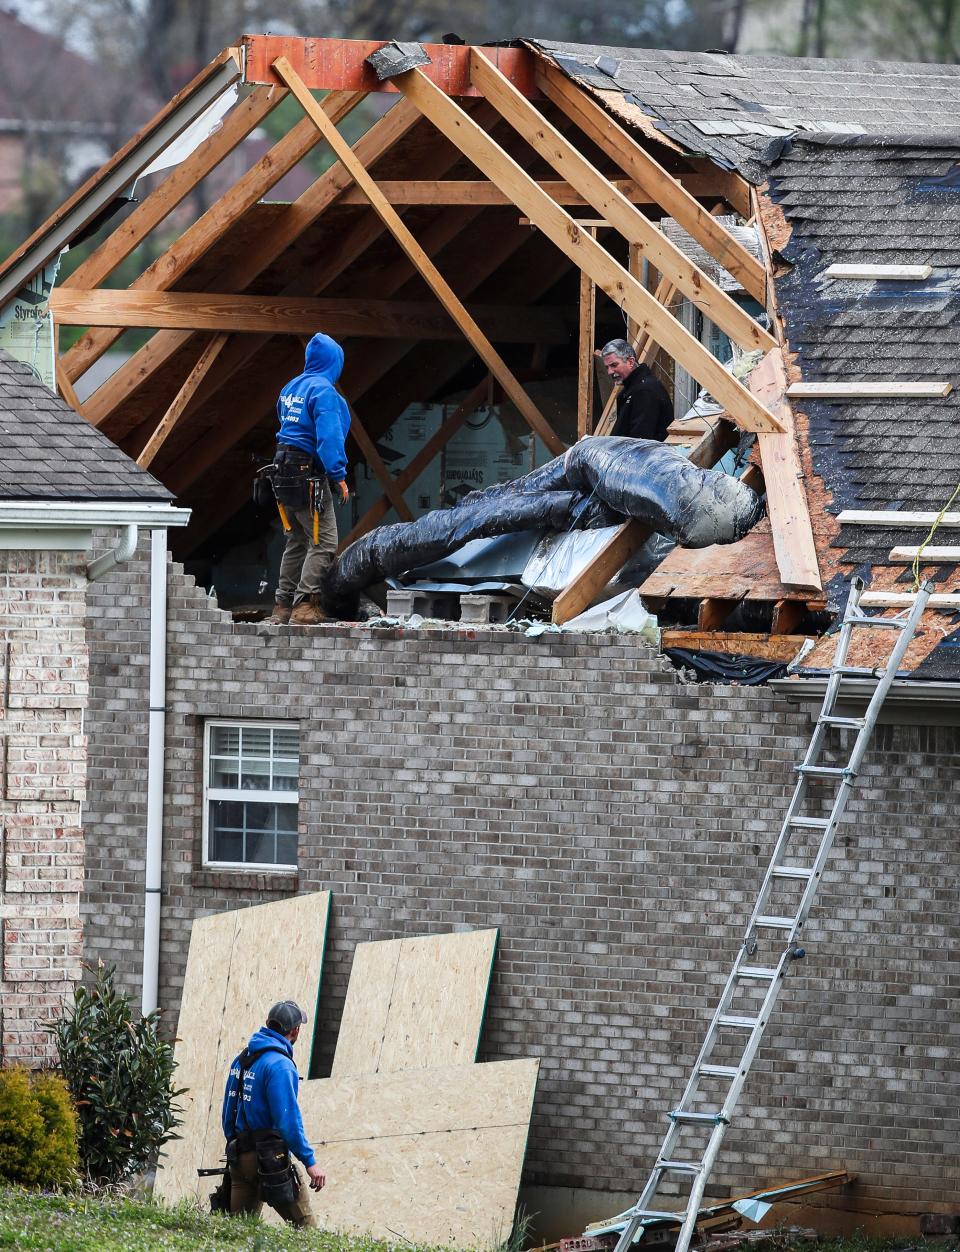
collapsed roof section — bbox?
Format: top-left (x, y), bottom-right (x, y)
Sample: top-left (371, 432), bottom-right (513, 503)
top-left (3, 34), bottom-right (958, 671)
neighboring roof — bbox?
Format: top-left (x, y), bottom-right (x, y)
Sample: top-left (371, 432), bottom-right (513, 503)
top-left (0, 11), bottom-right (134, 130)
top-left (0, 351), bottom-right (173, 501)
top-left (526, 39), bottom-right (960, 179)
top-left (764, 134), bottom-right (960, 676)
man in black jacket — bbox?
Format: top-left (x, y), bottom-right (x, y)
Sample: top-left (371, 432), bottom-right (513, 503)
top-left (600, 338), bottom-right (673, 442)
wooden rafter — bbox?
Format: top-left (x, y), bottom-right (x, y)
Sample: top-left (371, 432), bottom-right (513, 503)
top-left (62, 86), bottom-right (286, 293)
top-left (335, 174), bottom-right (739, 205)
top-left (49, 289), bottom-right (570, 343)
top-left (0, 47), bottom-right (243, 307)
top-left (273, 55), bottom-right (566, 457)
top-left (61, 88), bottom-right (366, 387)
top-left (748, 348), bottom-right (822, 592)
top-left (137, 333), bottom-right (228, 468)
top-left (471, 50), bottom-right (773, 356)
top-left (534, 58), bottom-right (767, 304)
top-left (81, 95), bottom-right (424, 430)
top-left (577, 227), bottom-right (596, 439)
top-left (551, 418), bottom-right (742, 624)
top-left (389, 64), bottom-right (783, 435)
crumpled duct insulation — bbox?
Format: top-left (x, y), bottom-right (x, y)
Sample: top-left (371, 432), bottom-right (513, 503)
top-left (323, 436), bottom-right (762, 618)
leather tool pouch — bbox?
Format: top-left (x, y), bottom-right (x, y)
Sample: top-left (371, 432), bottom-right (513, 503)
top-left (252, 464), bottom-right (276, 510)
top-left (255, 1131), bottom-right (299, 1209)
top-left (272, 453), bottom-right (312, 510)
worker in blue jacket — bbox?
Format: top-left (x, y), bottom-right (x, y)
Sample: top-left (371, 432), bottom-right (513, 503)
top-left (269, 332), bottom-right (351, 626)
top-left (221, 999), bottom-right (325, 1226)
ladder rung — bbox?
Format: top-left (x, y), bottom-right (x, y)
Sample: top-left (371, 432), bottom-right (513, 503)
top-left (788, 816), bottom-right (831, 829)
top-left (797, 764), bottom-right (849, 777)
top-left (717, 1014), bottom-right (759, 1029)
top-left (736, 966), bottom-right (779, 981)
top-left (832, 665), bottom-right (884, 678)
top-left (772, 864), bottom-right (814, 880)
top-left (842, 615), bottom-right (906, 630)
top-left (657, 1159), bottom-right (702, 1174)
top-left (669, 1109), bottom-right (728, 1123)
top-left (698, 1063), bottom-right (740, 1078)
top-left (754, 915), bottom-right (796, 930)
top-left (819, 715), bottom-right (866, 729)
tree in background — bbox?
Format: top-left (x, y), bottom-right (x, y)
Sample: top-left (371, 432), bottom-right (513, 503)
top-left (739, 0), bottom-right (960, 60)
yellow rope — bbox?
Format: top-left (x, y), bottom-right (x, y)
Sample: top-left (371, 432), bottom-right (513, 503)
top-left (912, 479), bottom-right (960, 590)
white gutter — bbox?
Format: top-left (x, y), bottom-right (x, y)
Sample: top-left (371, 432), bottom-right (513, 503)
top-left (142, 529), bottom-right (168, 1017)
top-left (0, 501), bottom-right (192, 528)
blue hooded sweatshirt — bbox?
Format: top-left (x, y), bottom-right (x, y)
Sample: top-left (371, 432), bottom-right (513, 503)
top-left (221, 1025), bottom-right (315, 1167)
top-left (276, 332), bottom-right (351, 484)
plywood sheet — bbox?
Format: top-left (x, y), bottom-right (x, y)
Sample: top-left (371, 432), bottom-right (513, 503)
top-left (332, 929), bottom-right (498, 1078)
top-left (271, 1059), bottom-right (539, 1246)
top-left (639, 519), bottom-right (815, 603)
top-left (154, 891), bottom-right (330, 1203)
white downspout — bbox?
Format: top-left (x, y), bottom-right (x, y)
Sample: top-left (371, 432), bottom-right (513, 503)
top-left (141, 529), bottom-right (167, 1016)
top-left (87, 523), bottom-right (138, 581)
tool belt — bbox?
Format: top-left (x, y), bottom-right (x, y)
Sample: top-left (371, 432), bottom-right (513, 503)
top-left (226, 1127), bottom-right (300, 1209)
top-left (254, 447), bottom-right (327, 540)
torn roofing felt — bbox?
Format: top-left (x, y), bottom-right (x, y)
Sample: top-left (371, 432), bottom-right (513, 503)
top-left (764, 134), bottom-right (960, 676)
top-left (525, 39), bottom-right (960, 181)
top-left (0, 350), bottom-right (172, 501)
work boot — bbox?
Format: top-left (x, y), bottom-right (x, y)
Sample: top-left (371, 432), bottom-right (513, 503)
top-left (289, 596), bottom-right (332, 626)
top-left (268, 602), bottom-right (292, 625)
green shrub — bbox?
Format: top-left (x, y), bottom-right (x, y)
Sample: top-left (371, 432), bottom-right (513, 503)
top-left (0, 1067), bottom-right (78, 1187)
top-left (48, 962), bottom-right (184, 1184)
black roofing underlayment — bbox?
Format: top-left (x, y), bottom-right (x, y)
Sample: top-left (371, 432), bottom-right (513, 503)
top-left (526, 39), bottom-right (960, 181)
top-left (0, 350), bottom-right (172, 501)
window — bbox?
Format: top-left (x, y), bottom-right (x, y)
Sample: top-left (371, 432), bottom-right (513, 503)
top-left (203, 722), bottom-right (299, 869)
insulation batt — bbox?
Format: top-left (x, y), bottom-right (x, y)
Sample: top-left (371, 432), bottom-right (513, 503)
top-left (323, 436), bottom-right (762, 617)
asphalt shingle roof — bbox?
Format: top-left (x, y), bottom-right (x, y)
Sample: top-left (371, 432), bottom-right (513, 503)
top-left (0, 350), bottom-right (172, 501)
top-left (527, 39), bottom-right (960, 179)
top-left (764, 135), bottom-right (960, 677)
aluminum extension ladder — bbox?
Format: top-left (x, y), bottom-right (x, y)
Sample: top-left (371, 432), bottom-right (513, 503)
top-left (602, 577), bottom-right (932, 1252)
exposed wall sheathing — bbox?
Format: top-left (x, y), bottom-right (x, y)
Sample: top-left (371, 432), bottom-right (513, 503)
top-left (83, 535), bottom-right (960, 1222)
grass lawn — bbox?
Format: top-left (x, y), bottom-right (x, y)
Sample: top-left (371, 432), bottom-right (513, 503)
top-left (0, 1188), bottom-right (953, 1252)
top-left (0, 1183), bottom-right (439, 1251)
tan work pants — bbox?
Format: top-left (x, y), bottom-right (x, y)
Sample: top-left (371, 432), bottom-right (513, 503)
top-left (229, 1148), bottom-right (316, 1228)
top-left (276, 484), bottom-right (338, 605)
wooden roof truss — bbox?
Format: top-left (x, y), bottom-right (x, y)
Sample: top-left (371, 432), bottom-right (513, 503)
top-left (5, 34), bottom-right (824, 633)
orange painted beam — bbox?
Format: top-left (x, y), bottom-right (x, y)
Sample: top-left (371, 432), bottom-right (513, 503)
top-left (241, 35), bottom-right (539, 96)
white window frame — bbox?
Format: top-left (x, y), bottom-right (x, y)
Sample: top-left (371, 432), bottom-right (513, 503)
top-left (202, 719), bottom-right (299, 871)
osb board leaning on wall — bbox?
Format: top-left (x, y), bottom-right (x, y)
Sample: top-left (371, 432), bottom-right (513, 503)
top-left (154, 892), bottom-right (331, 1204)
top-left (267, 1058), bottom-right (540, 1245)
top-left (332, 928), bottom-right (498, 1076)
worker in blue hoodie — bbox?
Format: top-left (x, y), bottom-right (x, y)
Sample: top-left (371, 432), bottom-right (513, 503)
top-left (270, 332), bottom-right (351, 625)
top-left (221, 999), bottom-right (325, 1226)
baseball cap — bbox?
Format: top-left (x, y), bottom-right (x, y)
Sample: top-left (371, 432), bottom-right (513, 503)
top-left (266, 1000), bottom-right (308, 1034)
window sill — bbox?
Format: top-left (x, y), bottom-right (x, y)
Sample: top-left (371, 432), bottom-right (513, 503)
top-left (192, 868), bottom-right (300, 893)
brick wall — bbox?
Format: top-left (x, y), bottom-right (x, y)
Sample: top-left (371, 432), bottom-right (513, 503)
top-left (0, 549), bottom-right (87, 1065)
top-left (83, 535), bottom-right (960, 1220)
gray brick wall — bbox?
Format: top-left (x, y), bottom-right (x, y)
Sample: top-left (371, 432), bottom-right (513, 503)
top-left (83, 533), bottom-right (960, 1218)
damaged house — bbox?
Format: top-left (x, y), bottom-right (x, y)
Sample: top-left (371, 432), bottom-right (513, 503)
top-left (0, 33), bottom-right (958, 1238)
